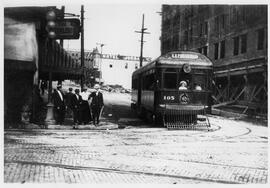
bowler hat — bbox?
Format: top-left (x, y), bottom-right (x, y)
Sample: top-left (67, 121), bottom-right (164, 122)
top-left (180, 81), bottom-right (187, 86)
top-left (94, 84), bottom-right (100, 89)
top-left (57, 84), bottom-right (62, 89)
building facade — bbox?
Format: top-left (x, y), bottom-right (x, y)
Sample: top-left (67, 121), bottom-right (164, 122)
top-left (69, 49), bottom-right (151, 89)
top-left (100, 54), bottom-right (150, 89)
top-left (161, 5), bottom-right (267, 116)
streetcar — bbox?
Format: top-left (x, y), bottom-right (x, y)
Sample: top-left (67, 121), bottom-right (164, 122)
top-left (131, 51), bottom-right (213, 129)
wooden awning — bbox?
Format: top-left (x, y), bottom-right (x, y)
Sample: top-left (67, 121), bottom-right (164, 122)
top-left (39, 40), bottom-right (83, 81)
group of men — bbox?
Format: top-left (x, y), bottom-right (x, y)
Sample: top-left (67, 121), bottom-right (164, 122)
top-left (52, 83), bottom-right (104, 129)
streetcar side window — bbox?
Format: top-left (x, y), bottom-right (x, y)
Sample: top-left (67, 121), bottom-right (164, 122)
top-left (132, 78), bottom-right (138, 90)
top-left (163, 72), bottom-right (177, 89)
top-left (143, 73), bottom-right (155, 90)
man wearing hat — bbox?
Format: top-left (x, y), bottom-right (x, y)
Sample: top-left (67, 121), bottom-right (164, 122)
top-left (65, 88), bottom-right (74, 118)
top-left (89, 84), bottom-right (104, 125)
top-left (52, 83), bottom-right (66, 125)
top-left (71, 89), bottom-right (82, 129)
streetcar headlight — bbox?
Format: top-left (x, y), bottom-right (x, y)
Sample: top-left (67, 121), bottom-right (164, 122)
top-left (183, 63), bottom-right (191, 73)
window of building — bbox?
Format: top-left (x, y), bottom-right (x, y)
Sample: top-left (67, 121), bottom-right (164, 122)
top-left (221, 14), bottom-right (225, 29)
top-left (233, 36), bottom-right (239, 55)
top-left (109, 64), bottom-right (113, 68)
top-left (204, 21), bottom-right (208, 35)
top-left (214, 42), bottom-right (219, 60)
top-left (214, 16), bottom-right (219, 32)
top-left (203, 46), bottom-right (208, 56)
top-left (199, 23), bottom-right (203, 36)
top-left (189, 28), bottom-right (193, 43)
top-left (240, 34), bottom-right (247, 53)
top-left (257, 28), bottom-right (264, 50)
top-left (184, 30), bottom-right (188, 45)
top-left (172, 33), bottom-right (179, 50)
top-left (220, 40), bottom-right (225, 58)
top-left (241, 6), bottom-right (247, 23)
top-left (198, 47), bottom-right (202, 53)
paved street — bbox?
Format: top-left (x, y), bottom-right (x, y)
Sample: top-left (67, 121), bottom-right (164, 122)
top-left (4, 116), bottom-right (268, 183)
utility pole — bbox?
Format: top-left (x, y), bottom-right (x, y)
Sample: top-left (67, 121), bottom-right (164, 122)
top-left (96, 43), bottom-right (105, 85)
top-left (80, 5), bottom-right (84, 91)
top-left (135, 14), bottom-right (150, 67)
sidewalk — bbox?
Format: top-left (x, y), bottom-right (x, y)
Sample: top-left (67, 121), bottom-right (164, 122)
top-left (5, 118), bottom-right (119, 131)
top-left (211, 107), bottom-right (267, 126)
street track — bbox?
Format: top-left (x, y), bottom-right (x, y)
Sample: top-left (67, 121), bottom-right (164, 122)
top-left (4, 159), bottom-right (239, 184)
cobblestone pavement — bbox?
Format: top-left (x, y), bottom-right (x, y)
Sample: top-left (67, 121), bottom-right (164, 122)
top-left (4, 115), bottom-right (268, 184)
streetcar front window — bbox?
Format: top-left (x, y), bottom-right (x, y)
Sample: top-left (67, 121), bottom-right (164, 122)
top-left (193, 74), bottom-right (207, 91)
top-left (164, 72), bottom-right (177, 89)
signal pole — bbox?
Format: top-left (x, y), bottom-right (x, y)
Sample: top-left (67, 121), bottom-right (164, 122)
top-left (80, 5), bottom-right (85, 91)
top-left (135, 14), bottom-right (150, 67)
top-left (60, 6), bottom-right (65, 47)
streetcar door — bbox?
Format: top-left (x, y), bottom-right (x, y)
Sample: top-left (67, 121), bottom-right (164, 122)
top-left (137, 73), bottom-right (142, 107)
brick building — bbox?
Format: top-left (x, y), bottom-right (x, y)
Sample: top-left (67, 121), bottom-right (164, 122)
top-left (161, 5), bottom-right (267, 116)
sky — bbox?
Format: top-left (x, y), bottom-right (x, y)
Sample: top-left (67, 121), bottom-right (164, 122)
top-left (64, 4), bottom-right (162, 59)
top-left (2, 0), bottom-right (163, 59)
top-left (2, 0), bottom-right (269, 59)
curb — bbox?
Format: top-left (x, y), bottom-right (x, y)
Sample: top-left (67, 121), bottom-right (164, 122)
top-left (5, 122), bottom-right (120, 131)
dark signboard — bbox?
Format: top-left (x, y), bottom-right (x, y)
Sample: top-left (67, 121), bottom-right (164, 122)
top-left (55, 19), bottom-right (80, 39)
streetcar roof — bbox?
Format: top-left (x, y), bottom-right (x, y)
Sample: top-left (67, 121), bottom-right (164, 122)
top-left (132, 51), bottom-right (213, 76)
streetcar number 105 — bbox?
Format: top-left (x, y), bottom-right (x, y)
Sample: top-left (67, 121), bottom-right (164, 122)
top-left (163, 96), bottom-right (175, 100)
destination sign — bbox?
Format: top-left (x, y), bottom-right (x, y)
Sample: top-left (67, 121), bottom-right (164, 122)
top-left (54, 19), bottom-right (80, 39)
top-left (171, 53), bottom-right (198, 59)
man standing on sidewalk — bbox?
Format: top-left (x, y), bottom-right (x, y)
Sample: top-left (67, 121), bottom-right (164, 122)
top-left (52, 84), bottom-right (65, 125)
top-left (71, 89), bottom-right (82, 129)
top-left (65, 88), bottom-right (74, 118)
top-left (89, 84), bottom-right (104, 126)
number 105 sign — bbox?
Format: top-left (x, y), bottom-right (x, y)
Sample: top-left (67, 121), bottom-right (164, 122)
top-left (164, 95), bottom-right (175, 101)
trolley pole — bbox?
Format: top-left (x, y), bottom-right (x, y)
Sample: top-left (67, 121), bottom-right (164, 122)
top-left (80, 5), bottom-right (85, 91)
top-left (135, 14), bottom-right (150, 67)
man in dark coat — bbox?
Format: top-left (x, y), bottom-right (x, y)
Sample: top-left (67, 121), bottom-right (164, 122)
top-left (89, 84), bottom-right (104, 125)
top-left (52, 84), bottom-right (65, 125)
top-left (65, 88), bottom-right (74, 118)
top-left (71, 89), bottom-right (82, 129)
top-left (40, 80), bottom-right (47, 95)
